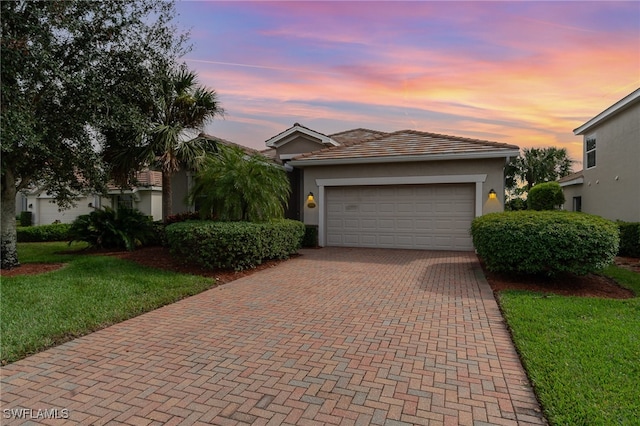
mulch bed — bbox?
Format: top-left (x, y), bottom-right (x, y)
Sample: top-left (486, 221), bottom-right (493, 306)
top-left (2, 246), bottom-right (638, 299)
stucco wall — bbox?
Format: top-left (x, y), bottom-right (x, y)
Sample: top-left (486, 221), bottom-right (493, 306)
top-left (170, 170), bottom-right (195, 215)
top-left (298, 157), bottom-right (507, 225)
top-left (580, 104), bottom-right (640, 221)
top-left (560, 184), bottom-right (584, 212)
top-left (276, 136), bottom-right (325, 156)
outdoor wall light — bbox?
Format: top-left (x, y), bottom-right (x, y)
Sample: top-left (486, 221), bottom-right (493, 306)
top-left (88, 202), bottom-right (93, 208)
top-left (306, 192), bottom-right (317, 208)
top-left (488, 189), bottom-right (497, 200)
top-left (28, 203), bottom-right (33, 209)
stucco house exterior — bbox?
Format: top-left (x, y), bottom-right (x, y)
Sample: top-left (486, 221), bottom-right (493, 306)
top-left (18, 170), bottom-right (163, 225)
top-left (267, 123), bottom-right (519, 251)
top-left (560, 88), bottom-right (640, 222)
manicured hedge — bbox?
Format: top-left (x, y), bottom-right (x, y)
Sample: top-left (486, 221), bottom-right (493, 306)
top-left (618, 222), bottom-right (640, 258)
top-left (527, 181), bottom-right (564, 211)
top-left (471, 211), bottom-right (619, 275)
top-left (166, 219), bottom-right (306, 271)
top-left (17, 223), bottom-right (71, 242)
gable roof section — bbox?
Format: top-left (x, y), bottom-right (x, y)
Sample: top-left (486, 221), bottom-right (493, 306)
top-left (265, 122), bottom-right (339, 148)
top-left (289, 130), bottom-right (519, 166)
top-left (574, 88), bottom-right (640, 135)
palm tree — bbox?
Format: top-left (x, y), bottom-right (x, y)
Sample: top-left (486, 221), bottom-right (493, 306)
top-left (505, 147), bottom-right (573, 191)
top-left (139, 66), bottom-right (223, 221)
top-left (189, 145), bottom-right (291, 222)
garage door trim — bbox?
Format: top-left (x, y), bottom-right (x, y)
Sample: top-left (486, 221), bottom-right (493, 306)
top-left (315, 174), bottom-right (487, 247)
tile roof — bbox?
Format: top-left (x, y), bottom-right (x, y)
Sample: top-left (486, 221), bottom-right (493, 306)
top-left (292, 130), bottom-right (519, 163)
top-left (558, 170), bottom-right (584, 184)
top-left (329, 128), bottom-right (388, 145)
top-left (198, 133), bottom-right (259, 154)
top-left (107, 170), bottom-right (162, 191)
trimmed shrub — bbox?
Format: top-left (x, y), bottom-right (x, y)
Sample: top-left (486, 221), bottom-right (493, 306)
top-left (19, 211), bottom-right (33, 227)
top-left (17, 223), bottom-right (71, 242)
top-left (527, 181), bottom-right (564, 210)
top-left (166, 219), bottom-right (305, 271)
top-left (302, 225), bottom-right (319, 248)
top-left (618, 222), bottom-right (640, 257)
top-left (471, 211), bottom-right (619, 275)
top-left (68, 207), bottom-right (154, 251)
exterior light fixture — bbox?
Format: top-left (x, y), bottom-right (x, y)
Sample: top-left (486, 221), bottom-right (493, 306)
top-left (488, 189), bottom-right (497, 200)
top-left (88, 202), bottom-right (93, 208)
top-left (307, 192), bottom-right (316, 208)
top-left (28, 203), bottom-right (33, 209)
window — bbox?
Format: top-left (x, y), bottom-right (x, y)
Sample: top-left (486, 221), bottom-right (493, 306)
top-left (573, 196), bottom-right (582, 212)
top-left (117, 195), bottom-right (133, 210)
top-left (586, 135), bottom-right (596, 168)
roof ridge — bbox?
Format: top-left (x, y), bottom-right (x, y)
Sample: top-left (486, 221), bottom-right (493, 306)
top-left (393, 129), bottom-right (519, 150)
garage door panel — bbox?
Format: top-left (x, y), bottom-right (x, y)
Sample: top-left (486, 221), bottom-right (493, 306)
top-left (326, 184), bottom-right (474, 251)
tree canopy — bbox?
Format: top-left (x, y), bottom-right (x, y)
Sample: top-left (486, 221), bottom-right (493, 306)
top-left (1, 0), bottom-right (188, 268)
top-left (505, 147), bottom-right (573, 192)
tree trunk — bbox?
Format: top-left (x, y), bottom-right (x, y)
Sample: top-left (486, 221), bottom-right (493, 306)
top-left (1, 168), bottom-right (20, 269)
top-left (162, 171), bottom-right (172, 222)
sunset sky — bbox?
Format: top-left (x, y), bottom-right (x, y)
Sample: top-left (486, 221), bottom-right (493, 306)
top-left (175, 1), bottom-right (640, 167)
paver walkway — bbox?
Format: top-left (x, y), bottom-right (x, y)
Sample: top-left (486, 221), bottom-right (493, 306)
top-left (1, 248), bottom-right (546, 425)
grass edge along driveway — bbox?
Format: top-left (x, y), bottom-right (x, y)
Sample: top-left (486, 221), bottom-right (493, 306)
top-left (1, 242), bottom-right (216, 365)
top-left (497, 265), bottom-right (640, 426)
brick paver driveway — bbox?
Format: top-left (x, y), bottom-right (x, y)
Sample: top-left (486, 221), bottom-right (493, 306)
top-left (1, 248), bottom-right (546, 425)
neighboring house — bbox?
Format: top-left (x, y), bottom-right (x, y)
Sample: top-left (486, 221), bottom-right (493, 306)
top-left (18, 170), bottom-right (163, 225)
top-left (267, 123), bottom-right (519, 251)
top-left (560, 88), bottom-right (640, 222)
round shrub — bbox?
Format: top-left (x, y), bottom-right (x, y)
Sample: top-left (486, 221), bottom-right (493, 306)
top-left (471, 211), bottom-right (619, 275)
top-left (527, 181), bottom-right (565, 210)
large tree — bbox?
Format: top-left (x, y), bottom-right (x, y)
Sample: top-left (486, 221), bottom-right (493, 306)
top-left (189, 145), bottom-right (291, 222)
top-left (1, 0), bottom-right (188, 269)
top-left (505, 147), bottom-right (573, 195)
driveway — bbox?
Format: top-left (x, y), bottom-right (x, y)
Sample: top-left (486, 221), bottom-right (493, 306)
top-left (1, 248), bottom-right (546, 425)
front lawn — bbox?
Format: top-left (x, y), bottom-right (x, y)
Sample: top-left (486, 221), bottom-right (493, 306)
top-left (498, 265), bottom-right (640, 425)
top-left (1, 243), bottom-right (215, 364)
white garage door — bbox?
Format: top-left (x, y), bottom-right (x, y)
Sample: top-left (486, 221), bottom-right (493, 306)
top-left (326, 184), bottom-right (475, 251)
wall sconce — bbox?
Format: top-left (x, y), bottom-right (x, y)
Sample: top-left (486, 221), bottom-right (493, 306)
top-left (88, 202), bottom-right (93, 208)
top-left (28, 203), bottom-right (33, 209)
top-left (488, 189), bottom-right (497, 200)
top-left (306, 192), bottom-right (316, 208)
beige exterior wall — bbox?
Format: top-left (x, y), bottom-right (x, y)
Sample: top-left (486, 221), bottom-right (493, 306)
top-left (276, 136), bottom-right (325, 157)
top-left (560, 184), bottom-right (583, 212)
top-left (299, 157), bottom-right (507, 226)
top-left (170, 170), bottom-right (195, 214)
top-left (24, 193), bottom-right (113, 225)
top-left (580, 104), bottom-right (640, 221)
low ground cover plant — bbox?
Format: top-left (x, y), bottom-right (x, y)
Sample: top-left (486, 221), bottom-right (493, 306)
top-left (498, 266), bottom-right (640, 425)
top-left (471, 211), bottom-right (619, 275)
top-left (17, 223), bottom-right (71, 242)
top-left (166, 219), bottom-right (305, 270)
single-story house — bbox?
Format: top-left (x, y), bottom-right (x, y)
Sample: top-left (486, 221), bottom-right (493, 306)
top-left (266, 123), bottom-right (519, 251)
top-left (18, 170), bottom-right (163, 225)
top-left (560, 88), bottom-right (639, 222)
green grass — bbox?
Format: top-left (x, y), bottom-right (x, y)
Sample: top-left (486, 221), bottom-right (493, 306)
top-left (498, 265), bottom-right (640, 425)
top-left (1, 243), bottom-right (216, 364)
top-left (16, 241), bottom-right (89, 263)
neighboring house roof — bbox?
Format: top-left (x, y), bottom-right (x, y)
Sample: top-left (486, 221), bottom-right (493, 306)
top-left (289, 129), bottom-right (519, 166)
top-left (265, 123), bottom-right (339, 148)
top-left (574, 88), bottom-right (640, 135)
top-left (107, 170), bottom-right (163, 192)
top-left (558, 170), bottom-right (584, 187)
